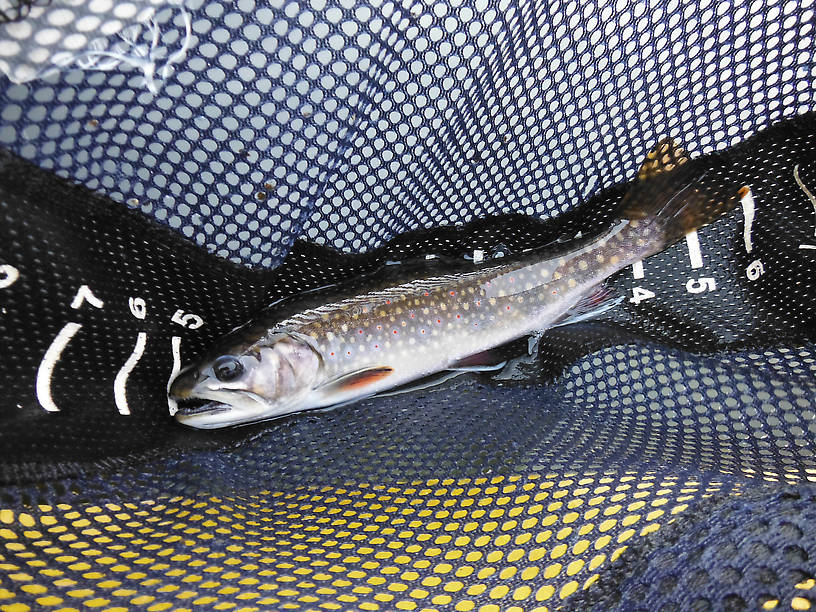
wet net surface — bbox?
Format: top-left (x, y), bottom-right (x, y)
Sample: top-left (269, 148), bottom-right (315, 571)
top-left (1, 0), bottom-right (816, 610)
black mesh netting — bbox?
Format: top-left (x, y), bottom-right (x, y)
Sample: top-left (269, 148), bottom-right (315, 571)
top-left (1, 0), bottom-right (816, 610)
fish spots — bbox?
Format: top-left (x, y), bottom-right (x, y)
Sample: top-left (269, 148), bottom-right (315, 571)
top-left (410, 313), bottom-right (415, 318)
top-left (358, 330), bottom-right (363, 334)
top-left (568, 279), bottom-right (577, 288)
top-left (506, 305), bottom-right (511, 310)
top-left (456, 314), bottom-right (461, 319)
top-left (578, 260), bottom-right (589, 271)
top-left (393, 330), bottom-right (398, 334)
top-left (421, 329), bottom-right (426, 334)
top-left (450, 290), bottom-right (456, 296)
top-left (609, 255), bottom-right (620, 265)
top-left (437, 319), bottom-right (442, 323)
top-left (596, 253), bottom-right (606, 263)
top-left (423, 292), bottom-right (430, 297)
top-left (386, 299), bottom-right (391, 304)
top-left (377, 325), bottom-right (382, 331)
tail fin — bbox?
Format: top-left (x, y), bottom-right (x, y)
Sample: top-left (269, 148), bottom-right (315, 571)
top-left (619, 138), bottom-right (744, 249)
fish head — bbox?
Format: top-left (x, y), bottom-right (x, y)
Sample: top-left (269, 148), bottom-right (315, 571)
top-left (169, 333), bottom-right (322, 429)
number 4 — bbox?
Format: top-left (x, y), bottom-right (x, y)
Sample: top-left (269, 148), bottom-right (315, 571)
top-left (629, 287), bottom-right (655, 305)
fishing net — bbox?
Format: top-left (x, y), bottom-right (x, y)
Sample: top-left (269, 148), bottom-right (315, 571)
top-left (1, 0), bottom-right (815, 610)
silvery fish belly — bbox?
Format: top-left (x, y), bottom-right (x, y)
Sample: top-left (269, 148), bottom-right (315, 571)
top-left (169, 139), bottom-right (743, 428)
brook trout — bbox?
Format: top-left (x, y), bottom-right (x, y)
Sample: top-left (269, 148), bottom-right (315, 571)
top-left (170, 140), bottom-right (742, 428)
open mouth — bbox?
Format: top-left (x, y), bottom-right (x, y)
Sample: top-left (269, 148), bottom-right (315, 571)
top-left (174, 397), bottom-right (231, 416)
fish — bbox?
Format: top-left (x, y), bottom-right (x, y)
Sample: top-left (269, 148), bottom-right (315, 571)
top-left (169, 139), bottom-right (743, 428)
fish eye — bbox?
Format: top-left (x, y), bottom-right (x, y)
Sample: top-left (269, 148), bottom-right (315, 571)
top-left (213, 356), bottom-right (244, 382)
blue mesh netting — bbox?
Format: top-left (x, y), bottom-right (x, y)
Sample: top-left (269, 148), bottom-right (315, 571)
top-left (0, 0), bottom-right (813, 265)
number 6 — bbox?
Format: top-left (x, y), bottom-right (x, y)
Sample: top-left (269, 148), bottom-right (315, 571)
top-left (171, 309), bottom-right (204, 330)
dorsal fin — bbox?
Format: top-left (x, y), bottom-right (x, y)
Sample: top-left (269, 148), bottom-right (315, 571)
top-left (637, 138), bottom-right (690, 181)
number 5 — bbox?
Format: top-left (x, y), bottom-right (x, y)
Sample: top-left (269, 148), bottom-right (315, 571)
top-left (686, 277), bottom-right (716, 294)
top-left (171, 309), bottom-right (204, 329)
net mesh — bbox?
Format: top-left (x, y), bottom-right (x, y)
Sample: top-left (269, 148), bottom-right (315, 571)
top-left (1, 0), bottom-right (816, 610)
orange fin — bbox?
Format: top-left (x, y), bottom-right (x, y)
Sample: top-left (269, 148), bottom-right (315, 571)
top-left (320, 366), bottom-right (394, 393)
top-left (619, 138), bottom-right (742, 248)
top-left (637, 138), bottom-right (690, 181)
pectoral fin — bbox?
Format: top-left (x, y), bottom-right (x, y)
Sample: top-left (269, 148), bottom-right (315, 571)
top-left (316, 366), bottom-right (394, 394)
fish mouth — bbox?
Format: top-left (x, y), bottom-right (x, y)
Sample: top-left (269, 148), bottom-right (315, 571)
top-left (174, 397), bottom-right (232, 417)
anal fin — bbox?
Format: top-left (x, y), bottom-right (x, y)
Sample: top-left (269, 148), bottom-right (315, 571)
top-left (553, 285), bottom-right (623, 328)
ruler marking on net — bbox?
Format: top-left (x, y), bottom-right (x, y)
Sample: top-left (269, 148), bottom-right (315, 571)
top-left (114, 332), bottom-right (147, 416)
top-left (632, 260), bottom-right (644, 279)
top-left (36, 322), bottom-right (82, 412)
top-left (685, 231), bottom-right (703, 269)
top-left (740, 187), bottom-right (756, 253)
top-left (167, 336), bottom-right (182, 416)
top-left (793, 163), bottom-right (816, 237)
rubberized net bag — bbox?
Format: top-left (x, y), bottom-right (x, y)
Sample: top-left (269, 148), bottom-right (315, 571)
top-left (1, 0), bottom-right (815, 610)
